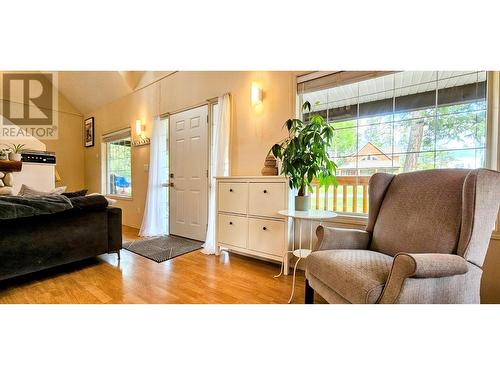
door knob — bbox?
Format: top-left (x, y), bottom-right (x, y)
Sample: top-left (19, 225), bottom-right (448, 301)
top-left (263, 189), bottom-right (267, 193)
top-left (229, 188), bottom-right (233, 192)
top-left (229, 222), bottom-right (233, 225)
top-left (263, 227), bottom-right (267, 231)
top-left (169, 182), bottom-right (174, 187)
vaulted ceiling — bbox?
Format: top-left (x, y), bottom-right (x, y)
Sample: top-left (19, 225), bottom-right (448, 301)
top-left (54, 71), bottom-right (175, 115)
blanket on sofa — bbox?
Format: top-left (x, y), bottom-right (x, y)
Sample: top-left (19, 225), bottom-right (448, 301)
top-left (0, 195), bottom-right (73, 220)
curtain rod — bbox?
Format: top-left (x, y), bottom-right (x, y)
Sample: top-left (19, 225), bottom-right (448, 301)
top-left (101, 127), bottom-right (131, 138)
top-left (159, 92), bottom-right (229, 117)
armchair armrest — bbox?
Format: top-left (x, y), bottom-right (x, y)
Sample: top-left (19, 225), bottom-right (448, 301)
top-left (315, 226), bottom-right (370, 251)
top-left (377, 253), bottom-right (469, 303)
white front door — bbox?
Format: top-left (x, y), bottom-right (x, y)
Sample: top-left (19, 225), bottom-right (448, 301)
top-left (169, 105), bottom-right (209, 241)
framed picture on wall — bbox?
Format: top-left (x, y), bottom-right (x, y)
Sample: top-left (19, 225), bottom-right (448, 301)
top-left (84, 117), bottom-right (95, 147)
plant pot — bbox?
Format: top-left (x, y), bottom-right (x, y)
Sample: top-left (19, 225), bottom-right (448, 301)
top-left (261, 155), bottom-right (278, 176)
top-left (295, 195), bottom-right (310, 211)
top-left (9, 153), bottom-right (22, 162)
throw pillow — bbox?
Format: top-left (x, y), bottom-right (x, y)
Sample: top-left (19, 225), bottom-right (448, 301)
top-left (18, 184), bottom-right (67, 197)
top-left (87, 193), bottom-right (117, 206)
top-left (62, 189), bottom-right (88, 198)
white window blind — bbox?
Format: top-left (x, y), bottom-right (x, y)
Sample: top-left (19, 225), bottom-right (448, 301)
top-left (102, 128), bottom-right (131, 143)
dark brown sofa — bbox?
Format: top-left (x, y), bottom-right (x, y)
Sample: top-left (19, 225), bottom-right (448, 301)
top-left (0, 195), bottom-right (122, 281)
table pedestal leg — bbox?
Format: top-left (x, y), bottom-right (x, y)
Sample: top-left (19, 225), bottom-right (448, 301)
top-left (288, 256), bottom-right (302, 304)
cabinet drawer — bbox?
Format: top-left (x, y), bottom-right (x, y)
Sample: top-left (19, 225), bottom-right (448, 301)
top-left (218, 182), bottom-right (248, 214)
top-left (248, 218), bottom-right (285, 256)
top-left (248, 182), bottom-right (286, 217)
top-left (218, 214), bottom-right (248, 248)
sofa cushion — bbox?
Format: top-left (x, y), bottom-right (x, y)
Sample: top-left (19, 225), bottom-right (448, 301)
top-left (69, 195), bottom-right (108, 211)
top-left (87, 193), bottom-right (117, 206)
top-left (62, 189), bottom-right (88, 198)
top-left (306, 249), bottom-right (393, 303)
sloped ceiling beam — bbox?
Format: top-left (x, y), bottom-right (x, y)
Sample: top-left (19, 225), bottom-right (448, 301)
top-left (119, 71), bottom-right (146, 91)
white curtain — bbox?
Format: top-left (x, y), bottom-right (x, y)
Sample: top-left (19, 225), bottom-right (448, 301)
top-left (139, 116), bottom-right (168, 237)
top-left (202, 94), bottom-right (231, 255)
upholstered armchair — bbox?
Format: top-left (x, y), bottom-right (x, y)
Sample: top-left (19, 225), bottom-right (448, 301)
top-left (305, 168), bottom-right (500, 304)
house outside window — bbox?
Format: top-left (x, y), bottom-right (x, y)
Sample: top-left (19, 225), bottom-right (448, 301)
top-left (102, 129), bottom-right (132, 197)
top-left (298, 71), bottom-right (487, 214)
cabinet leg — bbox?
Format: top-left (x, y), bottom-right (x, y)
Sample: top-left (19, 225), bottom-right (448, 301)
top-left (284, 251), bottom-right (289, 276)
top-left (305, 279), bottom-right (314, 304)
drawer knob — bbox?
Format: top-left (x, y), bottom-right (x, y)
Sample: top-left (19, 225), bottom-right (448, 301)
top-left (263, 189), bottom-right (267, 193)
top-left (263, 226), bottom-right (267, 231)
top-left (229, 222), bottom-right (233, 225)
top-left (229, 188), bottom-right (233, 192)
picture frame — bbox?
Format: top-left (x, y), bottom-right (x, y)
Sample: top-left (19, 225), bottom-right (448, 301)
top-left (84, 117), bottom-right (95, 147)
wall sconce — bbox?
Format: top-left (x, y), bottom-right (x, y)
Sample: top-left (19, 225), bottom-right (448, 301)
top-left (135, 120), bottom-right (144, 137)
top-left (132, 119), bottom-right (150, 146)
top-left (251, 82), bottom-right (263, 107)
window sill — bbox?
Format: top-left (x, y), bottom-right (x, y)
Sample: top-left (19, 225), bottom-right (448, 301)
top-left (105, 194), bottom-right (133, 201)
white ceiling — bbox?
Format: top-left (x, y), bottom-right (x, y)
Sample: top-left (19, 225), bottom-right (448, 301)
top-left (54, 71), bottom-right (174, 114)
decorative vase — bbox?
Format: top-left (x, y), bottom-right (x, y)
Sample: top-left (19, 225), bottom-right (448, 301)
top-left (261, 155), bottom-right (278, 176)
top-left (9, 153), bottom-right (22, 162)
top-left (295, 195), bottom-right (310, 211)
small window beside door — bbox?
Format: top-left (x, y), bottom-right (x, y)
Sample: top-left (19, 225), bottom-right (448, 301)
top-left (102, 130), bottom-right (132, 197)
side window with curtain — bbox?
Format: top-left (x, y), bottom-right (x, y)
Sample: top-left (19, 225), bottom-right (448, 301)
top-left (102, 129), bottom-right (132, 197)
top-left (298, 71), bottom-right (488, 215)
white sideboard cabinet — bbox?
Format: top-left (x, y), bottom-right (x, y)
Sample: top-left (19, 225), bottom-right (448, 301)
top-left (215, 176), bottom-right (292, 274)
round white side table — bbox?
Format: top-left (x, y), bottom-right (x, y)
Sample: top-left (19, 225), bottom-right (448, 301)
top-left (275, 209), bottom-right (338, 303)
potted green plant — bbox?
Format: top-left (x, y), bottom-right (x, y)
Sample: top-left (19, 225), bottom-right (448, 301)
top-left (0, 149), bottom-right (9, 161)
top-left (270, 101), bottom-right (337, 211)
top-left (7, 144), bottom-right (26, 162)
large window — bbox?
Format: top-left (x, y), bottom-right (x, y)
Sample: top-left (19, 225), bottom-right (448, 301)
top-left (103, 130), bottom-right (132, 197)
top-left (298, 71), bottom-right (487, 214)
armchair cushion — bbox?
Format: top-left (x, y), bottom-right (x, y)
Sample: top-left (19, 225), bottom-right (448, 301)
top-left (306, 249), bottom-right (393, 304)
top-left (370, 169), bottom-right (468, 257)
top-left (315, 226), bottom-right (370, 251)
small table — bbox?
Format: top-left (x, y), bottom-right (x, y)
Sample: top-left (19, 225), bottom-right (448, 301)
top-left (275, 209), bottom-right (338, 303)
